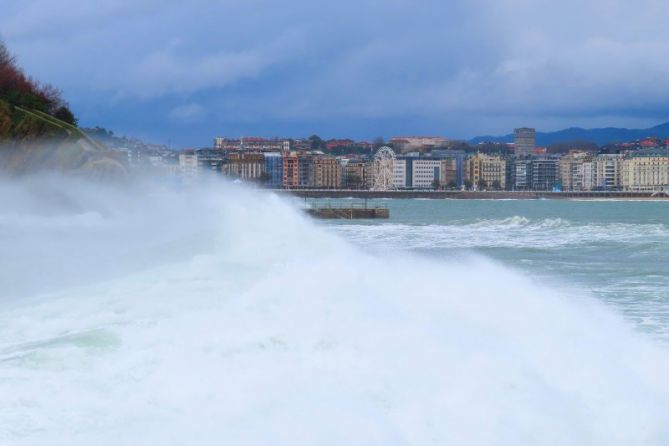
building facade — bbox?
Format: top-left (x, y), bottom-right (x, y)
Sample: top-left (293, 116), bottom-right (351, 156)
top-left (221, 152), bottom-right (264, 179)
top-left (621, 149), bottom-right (669, 191)
top-left (342, 160), bottom-right (368, 189)
top-left (282, 152), bottom-right (300, 188)
top-left (178, 152), bottom-right (199, 180)
top-left (530, 158), bottom-right (559, 191)
top-left (466, 154), bottom-right (506, 190)
top-left (393, 158), bottom-right (407, 188)
top-left (411, 159), bottom-right (442, 188)
top-left (593, 154), bottom-right (622, 190)
top-left (559, 151), bottom-right (594, 191)
top-left (263, 152), bottom-right (284, 188)
top-left (310, 156), bottom-right (342, 188)
top-left (514, 128), bottom-right (536, 157)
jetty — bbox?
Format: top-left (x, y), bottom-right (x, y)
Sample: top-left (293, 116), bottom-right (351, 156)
top-left (304, 199), bottom-right (389, 219)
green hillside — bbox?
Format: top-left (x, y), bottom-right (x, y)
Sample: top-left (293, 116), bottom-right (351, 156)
top-left (0, 40), bottom-right (125, 176)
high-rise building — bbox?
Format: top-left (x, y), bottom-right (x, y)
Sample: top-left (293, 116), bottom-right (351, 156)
top-left (514, 128), bottom-right (536, 157)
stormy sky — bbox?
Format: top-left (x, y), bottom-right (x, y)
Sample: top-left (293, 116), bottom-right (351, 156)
top-left (2, 0), bottom-right (669, 147)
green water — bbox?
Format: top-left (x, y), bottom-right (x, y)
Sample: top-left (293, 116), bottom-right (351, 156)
top-left (325, 199), bottom-right (669, 340)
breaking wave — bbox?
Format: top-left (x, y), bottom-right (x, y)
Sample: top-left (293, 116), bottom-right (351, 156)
top-left (332, 217), bottom-right (669, 249)
top-left (1, 176), bottom-right (668, 445)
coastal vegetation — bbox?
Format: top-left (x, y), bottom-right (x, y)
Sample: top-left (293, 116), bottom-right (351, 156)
top-left (0, 39), bottom-right (77, 140)
top-left (0, 40), bottom-right (124, 176)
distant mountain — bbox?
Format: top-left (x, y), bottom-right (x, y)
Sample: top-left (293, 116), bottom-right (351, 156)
top-left (470, 122), bottom-right (669, 146)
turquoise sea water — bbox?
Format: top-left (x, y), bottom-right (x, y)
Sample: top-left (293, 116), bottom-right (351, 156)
top-left (324, 199), bottom-right (669, 341)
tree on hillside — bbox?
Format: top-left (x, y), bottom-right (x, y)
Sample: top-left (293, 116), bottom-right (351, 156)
top-left (0, 41), bottom-right (16, 68)
top-left (0, 39), bottom-right (77, 125)
top-left (309, 134), bottom-right (324, 150)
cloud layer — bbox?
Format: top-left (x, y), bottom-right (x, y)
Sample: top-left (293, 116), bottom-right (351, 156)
top-left (3, 0), bottom-right (669, 146)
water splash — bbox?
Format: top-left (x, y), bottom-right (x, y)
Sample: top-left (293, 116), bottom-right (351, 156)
top-left (1, 176), bottom-right (668, 445)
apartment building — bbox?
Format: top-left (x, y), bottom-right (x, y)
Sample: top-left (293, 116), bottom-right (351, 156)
top-left (263, 152), bottom-right (283, 188)
top-left (593, 154), bottom-right (622, 190)
top-left (221, 152), bottom-right (264, 179)
top-left (621, 149), bottom-right (669, 191)
top-left (310, 156), bottom-right (342, 188)
top-left (282, 152), bottom-right (300, 188)
top-left (466, 153), bottom-right (506, 189)
top-left (559, 151), bottom-right (594, 191)
top-left (341, 160), bottom-right (368, 189)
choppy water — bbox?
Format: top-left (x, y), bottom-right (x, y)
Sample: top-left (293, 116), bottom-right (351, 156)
top-left (1, 178), bottom-right (669, 445)
top-left (325, 199), bottom-right (669, 341)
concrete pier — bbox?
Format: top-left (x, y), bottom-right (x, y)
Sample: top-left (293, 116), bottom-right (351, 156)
top-left (306, 207), bottom-right (389, 219)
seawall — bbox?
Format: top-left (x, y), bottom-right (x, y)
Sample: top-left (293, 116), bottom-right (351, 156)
top-left (276, 190), bottom-right (669, 200)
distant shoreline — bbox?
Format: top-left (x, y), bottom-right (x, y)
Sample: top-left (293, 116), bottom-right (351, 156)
top-left (276, 189), bottom-right (669, 200)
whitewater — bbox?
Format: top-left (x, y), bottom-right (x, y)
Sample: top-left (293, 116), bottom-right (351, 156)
top-left (1, 175), bottom-right (669, 445)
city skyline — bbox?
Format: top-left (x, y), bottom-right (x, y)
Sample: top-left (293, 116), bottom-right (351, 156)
top-left (4, 0), bottom-right (669, 147)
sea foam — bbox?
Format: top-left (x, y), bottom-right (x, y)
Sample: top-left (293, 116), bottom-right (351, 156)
top-left (0, 175), bottom-right (668, 445)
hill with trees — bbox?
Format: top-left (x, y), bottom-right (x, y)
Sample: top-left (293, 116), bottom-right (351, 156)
top-left (0, 40), bottom-right (124, 176)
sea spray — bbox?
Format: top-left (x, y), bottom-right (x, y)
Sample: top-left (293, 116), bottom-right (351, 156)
top-left (0, 175), bottom-right (668, 445)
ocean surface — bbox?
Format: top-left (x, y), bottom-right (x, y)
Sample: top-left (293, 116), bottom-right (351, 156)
top-left (323, 198), bottom-right (669, 342)
top-left (1, 177), bottom-right (669, 445)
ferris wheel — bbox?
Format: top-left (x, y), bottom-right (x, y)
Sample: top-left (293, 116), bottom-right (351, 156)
top-left (371, 146), bottom-right (396, 191)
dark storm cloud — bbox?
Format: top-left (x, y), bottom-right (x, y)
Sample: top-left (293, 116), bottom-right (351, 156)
top-left (2, 0), bottom-right (669, 145)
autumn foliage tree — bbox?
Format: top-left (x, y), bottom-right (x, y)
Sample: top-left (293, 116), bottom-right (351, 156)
top-left (0, 39), bottom-right (77, 125)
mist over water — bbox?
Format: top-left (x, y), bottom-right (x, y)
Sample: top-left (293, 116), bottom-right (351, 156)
top-left (329, 199), bottom-right (669, 341)
top-left (1, 176), bottom-right (669, 445)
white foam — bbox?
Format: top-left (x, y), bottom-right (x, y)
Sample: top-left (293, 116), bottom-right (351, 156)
top-left (1, 175), bottom-right (668, 445)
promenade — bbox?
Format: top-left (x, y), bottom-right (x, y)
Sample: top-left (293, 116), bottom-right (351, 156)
top-left (277, 189), bottom-right (669, 200)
